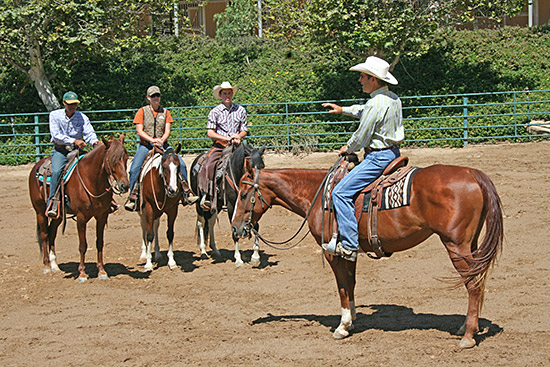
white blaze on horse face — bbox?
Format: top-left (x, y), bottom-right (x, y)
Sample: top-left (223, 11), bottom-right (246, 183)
top-left (168, 162), bottom-right (178, 192)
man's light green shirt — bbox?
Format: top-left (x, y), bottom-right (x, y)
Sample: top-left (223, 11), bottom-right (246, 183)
top-left (341, 86), bottom-right (404, 153)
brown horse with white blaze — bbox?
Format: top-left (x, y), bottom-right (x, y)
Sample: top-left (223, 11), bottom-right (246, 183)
top-left (231, 158), bottom-right (503, 348)
top-left (28, 135), bottom-right (129, 282)
top-left (137, 146), bottom-right (183, 271)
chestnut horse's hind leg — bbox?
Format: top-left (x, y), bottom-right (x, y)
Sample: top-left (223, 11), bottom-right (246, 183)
top-left (326, 254), bottom-right (357, 339)
top-left (443, 240), bottom-right (482, 349)
top-left (95, 213), bottom-right (109, 280)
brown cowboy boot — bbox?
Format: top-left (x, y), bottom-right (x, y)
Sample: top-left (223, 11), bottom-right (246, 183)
top-left (180, 179), bottom-right (199, 206)
top-left (124, 187), bottom-right (139, 211)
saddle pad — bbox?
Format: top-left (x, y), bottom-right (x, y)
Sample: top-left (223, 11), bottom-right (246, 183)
top-left (139, 153), bottom-right (162, 180)
top-left (38, 155), bottom-right (85, 184)
top-left (362, 167), bottom-right (420, 212)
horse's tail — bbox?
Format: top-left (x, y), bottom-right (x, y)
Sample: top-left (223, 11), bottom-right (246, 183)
top-left (465, 169), bottom-right (504, 305)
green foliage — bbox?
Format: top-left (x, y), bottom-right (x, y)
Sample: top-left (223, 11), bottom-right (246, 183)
top-left (215, 0), bottom-right (257, 43)
top-left (1, 26), bottom-right (550, 163)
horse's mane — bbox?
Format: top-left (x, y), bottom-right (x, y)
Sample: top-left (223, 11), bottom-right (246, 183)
top-left (103, 138), bottom-right (127, 170)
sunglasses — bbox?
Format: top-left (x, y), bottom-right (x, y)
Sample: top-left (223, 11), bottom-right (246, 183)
top-left (150, 93), bottom-right (161, 98)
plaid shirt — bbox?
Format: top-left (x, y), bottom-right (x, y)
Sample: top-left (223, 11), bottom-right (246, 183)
top-left (342, 86), bottom-right (404, 152)
top-left (207, 103), bottom-right (248, 137)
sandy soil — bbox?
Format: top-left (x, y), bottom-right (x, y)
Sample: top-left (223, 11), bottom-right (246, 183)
top-left (1, 141), bottom-right (549, 366)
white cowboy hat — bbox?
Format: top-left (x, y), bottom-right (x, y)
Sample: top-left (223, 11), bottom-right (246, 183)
top-left (349, 56), bottom-right (398, 85)
top-left (213, 81), bottom-right (238, 99)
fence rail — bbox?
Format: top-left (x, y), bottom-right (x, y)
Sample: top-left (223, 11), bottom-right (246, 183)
top-left (1, 89), bottom-right (549, 165)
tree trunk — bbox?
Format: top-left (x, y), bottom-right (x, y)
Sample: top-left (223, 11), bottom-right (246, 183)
top-left (28, 39), bottom-right (60, 112)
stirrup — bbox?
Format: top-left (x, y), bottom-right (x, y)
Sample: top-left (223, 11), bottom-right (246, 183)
top-left (322, 236), bottom-right (357, 262)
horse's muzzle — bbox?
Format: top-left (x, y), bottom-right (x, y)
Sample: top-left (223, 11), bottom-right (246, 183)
top-left (115, 181), bottom-right (129, 194)
top-left (232, 224), bottom-right (251, 239)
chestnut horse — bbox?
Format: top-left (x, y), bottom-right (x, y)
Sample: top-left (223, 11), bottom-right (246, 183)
top-left (231, 159), bottom-right (503, 348)
top-left (137, 146), bottom-right (183, 271)
top-left (190, 143), bottom-right (265, 266)
top-left (28, 135), bottom-right (129, 282)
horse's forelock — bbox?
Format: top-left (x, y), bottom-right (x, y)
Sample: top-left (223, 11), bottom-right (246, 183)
top-left (105, 138), bottom-right (127, 166)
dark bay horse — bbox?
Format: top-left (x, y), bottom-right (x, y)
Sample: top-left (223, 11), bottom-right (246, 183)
top-left (231, 159), bottom-right (503, 348)
top-left (137, 146), bottom-right (183, 271)
top-left (190, 143), bottom-right (265, 266)
top-left (28, 135), bottom-right (129, 282)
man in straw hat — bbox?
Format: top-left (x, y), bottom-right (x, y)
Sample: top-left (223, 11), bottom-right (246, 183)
top-left (321, 56), bottom-right (404, 262)
top-left (197, 81), bottom-right (248, 211)
top-left (46, 91), bottom-right (102, 218)
top-left (124, 85), bottom-right (198, 211)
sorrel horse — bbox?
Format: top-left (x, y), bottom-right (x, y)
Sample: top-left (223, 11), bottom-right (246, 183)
top-left (28, 135), bottom-right (129, 282)
top-left (190, 143), bottom-right (265, 266)
top-left (231, 158), bottom-right (503, 348)
top-left (136, 146), bottom-right (183, 271)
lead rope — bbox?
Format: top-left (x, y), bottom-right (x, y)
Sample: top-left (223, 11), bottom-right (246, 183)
top-left (248, 157), bottom-right (344, 251)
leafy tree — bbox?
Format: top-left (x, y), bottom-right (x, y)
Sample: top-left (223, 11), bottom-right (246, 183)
top-left (215, 0), bottom-right (257, 43)
top-left (0, 0), bottom-right (173, 111)
top-left (295, 0), bottom-right (525, 68)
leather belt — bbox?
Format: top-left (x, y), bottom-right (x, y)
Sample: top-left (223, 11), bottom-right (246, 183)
top-left (54, 144), bottom-right (74, 150)
top-left (365, 145), bottom-right (397, 153)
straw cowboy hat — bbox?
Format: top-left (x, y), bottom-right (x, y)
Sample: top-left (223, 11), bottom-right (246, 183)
top-left (349, 56), bottom-right (398, 85)
top-left (213, 81), bottom-right (238, 99)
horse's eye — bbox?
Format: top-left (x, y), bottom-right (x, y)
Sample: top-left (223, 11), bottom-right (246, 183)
top-left (240, 192), bottom-right (247, 200)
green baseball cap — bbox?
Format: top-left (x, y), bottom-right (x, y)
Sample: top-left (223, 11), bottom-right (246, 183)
top-left (62, 91), bottom-right (80, 104)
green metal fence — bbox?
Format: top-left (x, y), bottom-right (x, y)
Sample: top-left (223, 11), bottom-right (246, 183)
top-left (1, 89), bottom-right (549, 165)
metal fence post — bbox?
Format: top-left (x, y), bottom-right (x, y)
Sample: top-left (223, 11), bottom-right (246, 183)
top-left (285, 103), bottom-right (290, 149)
top-left (34, 115), bottom-right (41, 161)
top-left (463, 97), bottom-right (468, 147)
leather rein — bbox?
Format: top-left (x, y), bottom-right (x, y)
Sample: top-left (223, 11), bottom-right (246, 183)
top-left (240, 157), bottom-right (343, 250)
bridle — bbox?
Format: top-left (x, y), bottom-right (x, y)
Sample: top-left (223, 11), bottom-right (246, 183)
top-left (151, 149), bottom-right (180, 211)
top-left (238, 160), bottom-right (340, 250)
top-left (76, 143), bottom-right (126, 199)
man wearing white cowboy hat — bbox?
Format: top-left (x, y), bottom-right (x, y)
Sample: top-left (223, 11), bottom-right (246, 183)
top-left (197, 81), bottom-right (248, 211)
top-left (321, 55), bottom-right (404, 262)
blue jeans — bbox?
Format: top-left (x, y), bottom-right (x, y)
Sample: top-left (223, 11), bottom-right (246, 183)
top-left (47, 147), bottom-right (69, 203)
top-left (332, 147), bottom-right (400, 251)
top-left (129, 142), bottom-right (188, 192)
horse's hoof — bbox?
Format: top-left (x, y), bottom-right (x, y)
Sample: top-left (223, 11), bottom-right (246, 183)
top-left (459, 338), bottom-right (476, 349)
top-left (78, 277), bottom-right (88, 283)
top-left (250, 256), bottom-right (261, 267)
top-left (333, 328), bottom-right (349, 339)
top-left (200, 253), bottom-right (209, 260)
top-left (51, 266), bottom-right (59, 273)
top-left (144, 265), bottom-right (153, 272)
top-left (235, 260), bottom-right (244, 267)
top-left (168, 262), bottom-right (177, 270)
top-left (98, 273), bottom-right (109, 280)
top-left (43, 268), bottom-right (51, 274)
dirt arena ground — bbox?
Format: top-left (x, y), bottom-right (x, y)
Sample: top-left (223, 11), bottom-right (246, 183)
top-left (1, 141), bottom-right (549, 366)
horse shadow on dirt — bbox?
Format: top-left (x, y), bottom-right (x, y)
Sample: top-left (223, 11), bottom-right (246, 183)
top-left (59, 261), bottom-right (153, 280)
top-left (176, 248), bottom-right (279, 269)
top-left (251, 304), bottom-right (502, 346)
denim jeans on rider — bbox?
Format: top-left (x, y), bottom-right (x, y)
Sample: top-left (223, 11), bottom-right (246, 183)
top-left (47, 147), bottom-right (69, 204)
top-left (129, 142), bottom-right (188, 192)
top-left (332, 147), bottom-right (400, 252)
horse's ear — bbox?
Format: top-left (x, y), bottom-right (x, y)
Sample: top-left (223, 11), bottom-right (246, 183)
top-left (102, 137), bottom-right (110, 148)
top-left (259, 145), bottom-right (266, 156)
top-left (244, 157), bottom-right (254, 174)
top-left (119, 133), bottom-right (125, 143)
top-left (175, 143), bottom-right (181, 155)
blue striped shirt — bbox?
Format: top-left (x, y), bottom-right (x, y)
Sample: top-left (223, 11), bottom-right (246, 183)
top-left (49, 108), bottom-right (98, 146)
top-left (341, 86), bottom-right (404, 153)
